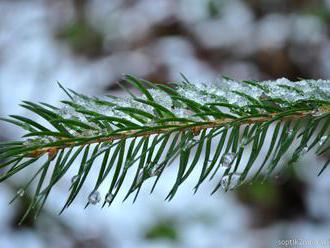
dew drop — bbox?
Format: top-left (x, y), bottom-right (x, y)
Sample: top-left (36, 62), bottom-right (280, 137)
top-left (240, 137), bottom-right (249, 147)
top-left (17, 188), bottom-right (25, 197)
top-left (287, 129), bottom-right (293, 136)
top-left (220, 153), bottom-right (236, 168)
top-left (150, 163), bottom-right (163, 177)
top-left (192, 129), bottom-right (201, 136)
top-left (148, 120), bottom-right (156, 127)
top-left (183, 140), bottom-right (196, 151)
top-left (311, 109), bottom-right (322, 117)
top-left (221, 173), bottom-right (241, 190)
top-left (187, 138), bottom-right (198, 146)
top-left (300, 146), bottom-right (309, 155)
top-left (105, 193), bottom-right (114, 204)
top-left (259, 109), bottom-right (267, 114)
top-left (136, 170), bottom-right (145, 185)
top-left (319, 136), bottom-right (328, 146)
top-left (242, 106), bottom-right (251, 112)
top-left (88, 191), bottom-right (101, 205)
top-left (67, 128), bottom-right (79, 136)
top-left (99, 143), bottom-right (111, 153)
top-left (71, 175), bottom-right (79, 184)
top-left (80, 129), bottom-right (99, 137)
top-left (23, 138), bottom-right (42, 147)
top-left (259, 92), bottom-right (270, 100)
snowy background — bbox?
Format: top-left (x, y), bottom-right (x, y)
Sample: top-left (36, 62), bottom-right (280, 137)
top-left (0, 0), bottom-right (330, 247)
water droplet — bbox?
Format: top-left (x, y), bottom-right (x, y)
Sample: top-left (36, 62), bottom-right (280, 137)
top-left (183, 139), bottom-right (197, 151)
top-left (150, 163), bottom-right (163, 176)
top-left (319, 136), bottom-right (328, 146)
top-left (136, 170), bottom-right (144, 185)
top-left (99, 143), bottom-right (111, 153)
top-left (311, 109), bottom-right (322, 117)
top-left (88, 191), bottom-right (101, 205)
top-left (23, 139), bottom-right (33, 146)
top-left (221, 173), bottom-right (241, 190)
top-left (287, 129), bottom-right (293, 136)
top-left (80, 129), bottom-right (100, 137)
top-left (148, 120), bottom-right (156, 127)
top-left (242, 106), bottom-right (251, 112)
top-left (259, 93), bottom-right (270, 100)
top-left (221, 153), bottom-right (236, 168)
top-left (240, 137), bottom-right (249, 147)
top-left (101, 128), bottom-right (110, 135)
top-left (17, 188), bottom-right (25, 197)
top-left (148, 89), bottom-right (173, 110)
top-left (300, 146), bottom-right (309, 155)
top-left (57, 105), bottom-right (75, 119)
top-left (23, 138), bottom-right (43, 147)
top-left (67, 128), bottom-right (79, 136)
top-left (190, 138), bottom-right (198, 144)
top-left (71, 175), bottom-right (79, 184)
top-left (105, 193), bottom-right (114, 204)
top-left (101, 142), bottom-right (111, 148)
top-left (153, 109), bottom-right (159, 117)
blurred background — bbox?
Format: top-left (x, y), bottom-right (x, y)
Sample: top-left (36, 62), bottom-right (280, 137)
top-left (0, 0), bottom-right (330, 247)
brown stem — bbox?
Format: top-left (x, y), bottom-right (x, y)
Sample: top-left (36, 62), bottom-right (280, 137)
top-left (29, 110), bottom-right (317, 159)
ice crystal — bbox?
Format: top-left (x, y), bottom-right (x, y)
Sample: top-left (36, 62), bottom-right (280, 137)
top-left (319, 136), bottom-right (328, 146)
top-left (148, 89), bottom-right (173, 109)
top-left (17, 188), bottom-right (25, 197)
top-left (114, 96), bottom-right (153, 115)
top-left (311, 109), bottom-right (322, 117)
top-left (300, 146), bottom-right (309, 155)
top-left (23, 137), bottom-right (54, 147)
top-left (88, 191), bottom-right (101, 205)
top-left (260, 78), bottom-right (330, 103)
top-left (184, 138), bottom-right (198, 151)
top-left (150, 163), bottom-right (163, 176)
top-left (173, 108), bottom-right (189, 118)
top-left (105, 193), bottom-right (114, 204)
top-left (71, 175), bottom-right (79, 184)
top-left (287, 129), bottom-right (294, 136)
top-left (56, 78), bottom-right (329, 135)
top-left (57, 105), bottom-right (77, 119)
top-left (79, 129), bottom-right (100, 137)
top-left (220, 153), bottom-right (236, 168)
top-left (175, 78), bottom-right (329, 110)
top-left (240, 137), bottom-right (249, 147)
top-left (221, 173), bottom-right (241, 190)
top-left (136, 170), bottom-right (145, 185)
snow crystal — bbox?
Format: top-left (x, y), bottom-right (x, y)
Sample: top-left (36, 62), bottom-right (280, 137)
top-left (56, 78), bottom-right (329, 134)
top-left (148, 89), bottom-right (173, 109)
top-left (221, 173), bottom-right (241, 190)
top-left (175, 78), bottom-right (330, 109)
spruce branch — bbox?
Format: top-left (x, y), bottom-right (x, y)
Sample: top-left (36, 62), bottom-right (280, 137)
top-left (0, 75), bottom-right (330, 222)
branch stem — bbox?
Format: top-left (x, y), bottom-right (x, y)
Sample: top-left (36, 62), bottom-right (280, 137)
top-left (27, 110), bottom-right (319, 158)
